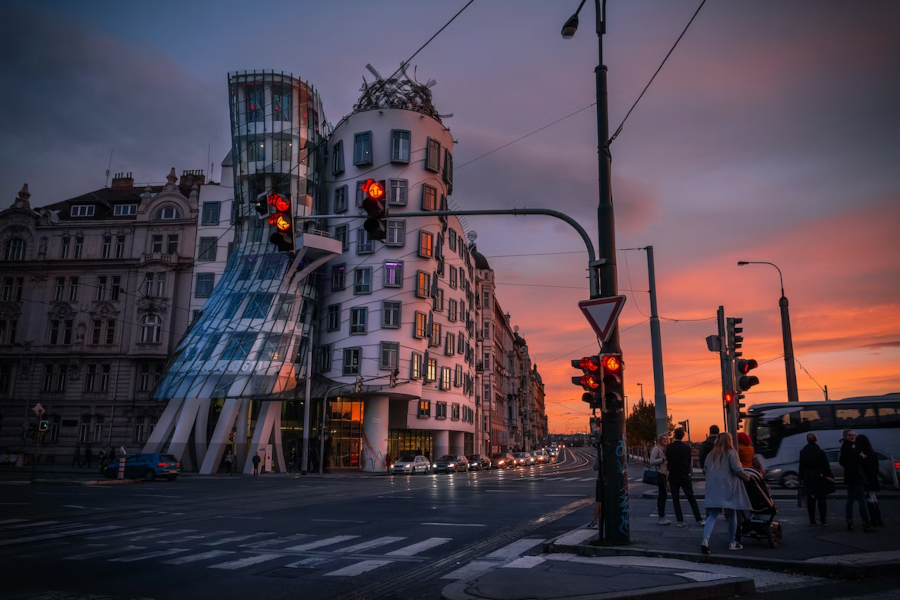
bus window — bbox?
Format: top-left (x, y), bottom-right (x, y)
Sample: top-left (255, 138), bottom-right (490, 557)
top-left (877, 403), bottom-right (900, 427)
top-left (798, 407), bottom-right (834, 431)
top-left (834, 405), bottom-right (878, 429)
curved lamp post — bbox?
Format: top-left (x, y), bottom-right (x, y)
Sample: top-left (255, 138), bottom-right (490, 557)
top-left (737, 261), bottom-right (799, 403)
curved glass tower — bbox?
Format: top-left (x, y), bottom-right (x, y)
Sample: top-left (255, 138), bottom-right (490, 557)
top-left (143, 71), bottom-right (340, 474)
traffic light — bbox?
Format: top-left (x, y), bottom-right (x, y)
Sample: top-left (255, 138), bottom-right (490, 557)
top-left (390, 368), bottom-right (399, 388)
top-left (600, 353), bottom-right (625, 413)
top-left (735, 359), bottom-right (759, 392)
top-left (252, 191), bottom-right (269, 217)
top-left (354, 375), bottom-right (363, 394)
top-left (266, 192), bottom-right (295, 253)
top-left (361, 179), bottom-right (387, 241)
top-left (571, 356), bottom-right (602, 408)
top-left (726, 317), bottom-right (743, 358)
top-left (723, 390), bottom-right (734, 406)
top-left (38, 420), bottom-right (49, 432)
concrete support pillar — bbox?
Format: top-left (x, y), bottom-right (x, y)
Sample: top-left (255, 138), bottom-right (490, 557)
top-left (433, 429), bottom-right (449, 462)
top-left (361, 395), bottom-right (389, 472)
top-left (449, 430), bottom-right (465, 456)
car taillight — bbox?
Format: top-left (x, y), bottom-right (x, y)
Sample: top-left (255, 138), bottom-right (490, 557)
top-left (158, 462), bottom-right (166, 466)
top-left (894, 462), bottom-right (900, 470)
top-left (176, 462), bottom-right (181, 467)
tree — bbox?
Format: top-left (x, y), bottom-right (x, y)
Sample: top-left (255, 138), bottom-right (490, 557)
top-left (625, 398), bottom-right (674, 447)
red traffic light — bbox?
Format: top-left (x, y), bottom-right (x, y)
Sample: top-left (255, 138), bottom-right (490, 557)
top-left (268, 214), bottom-right (292, 232)
top-left (736, 359), bottom-right (758, 374)
top-left (581, 375), bottom-right (600, 390)
top-left (268, 193), bottom-right (290, 212)
top-left (723, 391), bottom-right (734, 404)
top-left (363, 179), bottom-right (385, 201)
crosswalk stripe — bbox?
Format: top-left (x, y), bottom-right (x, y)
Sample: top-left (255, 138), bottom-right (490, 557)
top-left (503, 556), bottom-right (546, 569)
top-left (286, 556), bottom-right (332, 569)
top-left (332, 536), bottom-right (405, 554)
top-left (66, 545), bottom-right (145, 560)
top-left (202, 532), bottom-right (275, 546)
top-left (324, 559), bottom-right (394, 577)
top-left (241, 533), bottom-right (311, 548)
top-left (0, 519), bottom-right (29, 526)
top-left (441, 560), bottom-right (496, 580)
top-left (208, 553), bottom-right (283, 570)
top-left (580, 477), bottom-right (596, 482)
top-left (162, 550), bottom-right (234, 564)
top-left (284, 535), bottom-right (359, 552)
top-left (88, 528), bottom-right (158, 540)
top-left (130, 529), bottom-right (196, 541)
top-left (486, 538), bottom-right (545, 559)
top-left (109, 548), bottom-right (189, 562)
top-left (0, 525), bottom-right (120, 547)
top-left (386, 537), bottom-right (451, 557)
top-left (5, 520), bottom-right (58, 529)
top-left (160, 531), bottom-right (235, 543)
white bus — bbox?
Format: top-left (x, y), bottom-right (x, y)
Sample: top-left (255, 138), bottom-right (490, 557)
top-left (746, 394), bottom-right (900, 487)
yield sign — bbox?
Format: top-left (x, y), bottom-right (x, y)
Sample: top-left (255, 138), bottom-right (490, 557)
top-left (32, 403), bottom-right (45, 418)
top-left (578, 296), bottom-right (627, 343)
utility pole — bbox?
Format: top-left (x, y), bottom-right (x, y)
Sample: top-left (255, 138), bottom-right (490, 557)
top-left (646, 246), bottom-right (668, 439)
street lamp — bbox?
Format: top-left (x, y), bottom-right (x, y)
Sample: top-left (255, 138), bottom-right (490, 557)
top-left (737, 261), bottom-right (799, 403)
top-left (636, 382), bottom-right (644, 402)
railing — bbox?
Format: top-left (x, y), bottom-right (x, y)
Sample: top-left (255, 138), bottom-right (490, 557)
top-left (302, 228), bottom-right (333, 239)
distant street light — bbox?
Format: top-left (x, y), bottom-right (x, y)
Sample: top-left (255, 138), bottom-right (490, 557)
top-left (737, 261), bottom-right (799, 403)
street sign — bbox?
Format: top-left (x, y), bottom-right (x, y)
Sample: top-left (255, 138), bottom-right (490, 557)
top-left (578, 296), bottom-right (627, 343)
top-left (32, 403), bottom-right (45, 418)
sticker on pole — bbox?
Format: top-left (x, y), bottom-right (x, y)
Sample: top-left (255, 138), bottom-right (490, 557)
top-left (578, 296), bottom-right (627, 343)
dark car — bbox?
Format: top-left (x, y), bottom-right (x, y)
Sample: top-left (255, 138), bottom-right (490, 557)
top-left (490, 452), bottom-right (516, 469)
top-left (466, 454), bottom-right (491, 471)
top-left (103, 453), bottom-right (182, 481)
top-left (434, 454), bottom-right (468, 473)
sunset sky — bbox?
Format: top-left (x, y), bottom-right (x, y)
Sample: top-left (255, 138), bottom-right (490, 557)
top-left (3, 1), bottom-right (898, 435)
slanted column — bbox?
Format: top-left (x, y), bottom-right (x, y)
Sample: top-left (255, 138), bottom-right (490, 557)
top-left (361, 395), bottom-right (389, 472)
top-left (432, 430), bottom-right (449, 463)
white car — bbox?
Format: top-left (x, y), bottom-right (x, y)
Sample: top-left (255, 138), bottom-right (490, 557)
top-left (390, 455), bottom-right (431, 475)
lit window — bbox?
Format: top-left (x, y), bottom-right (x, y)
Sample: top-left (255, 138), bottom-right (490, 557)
top-left (422, 185), bottom-right (437, 211)
top-left (391, 130), bottom-right (411, 163)
top-left (440, 368), bottom-right (451, 391)
top-left (384, 261), bottom-right (403, 287)
top-left (426, 359), bottom-right (437, 382)
top-left (411, 352), bottom-right (423, 380)
top-left (418, 399), bottom-right (431, 417)
top-left (418, 231), bottom-right (434, 258)
top-left (414, 312), bottom-right (428, 339)
top-left (416, 271), bottom-right (431, 298)
top-left (258, 333), bottom-right (290, 361)
top-left (445, 333), bottom-right (455, 356)
top-left (430, 322), bottom-right (442, 348)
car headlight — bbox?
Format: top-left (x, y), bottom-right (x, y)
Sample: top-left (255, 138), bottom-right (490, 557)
top-left (769, 468), bottom-right (782, 474)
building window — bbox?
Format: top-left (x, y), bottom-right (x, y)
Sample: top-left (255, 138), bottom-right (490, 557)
top-left (382, 300), bottom-right (401, 328)
top-left (326, 304), bottom-right (341, 332)
top-left (483, 292), bottom-right (491, 309)
top-left (54, 277), bottom-right (64, 301)
top-left (222, 332), bottom-right (257, 360)
top-left (138, 364), bottom-right (161, 392)
top-left (273, 82), bottom-right (291, 121)
top-left (483, 321), bottom-right (490, 339)
top-left (201, 202), bottom-right (221, 225)
top-left (355, 181), bottom-right (367, 207)
top-left (426, 138), bottom-right (442, 172)
top-left (151, 234), bottom-right (163, 254)
top-left (141, 315), bottom-right (162, 343)
top-left (436, 402), bottom-right (447, 419)
top-left (246, 84), bottom-right (264, 122)
top-left (243, 292), bottom-right (274, 319)
top-left (331, 140), bottom-right (345, 175)
top-left (222, 294), bottom-right (242, 319)
top-left (448, 299), bottom-right (458, 322)
top-left (449, 229), bottom-right (457, 252)
top-left (357, 229), bottom-right (374, 254)
top-left (380, 342), bottom-right (399, 370)
top-left (391, 130), bottom-right (411, 163)
top-left (274, 294), bottom-right (294, 321)
top-left (102, 236), bottom-right (111, 258)
top-left (430, 322), bottom-right (442, 348)
top-left (414, 311), bottom-right (427, 339)
top-left (426, 359), bottom-right (437, 382)
top-left (199, 237), bottom-right (217, 261)
top-left (455, 364), bottom-right (463, 387)
top-left (434, 288), bottom-right (444, 312)
top-left (252, 141), bottom-right (265, 162)
top-left (60, 237), bottom-right (70, 259)
top-left (354, 267), bottom-right (372, 294)
top-left (457, 333), bottom-right (466, 355)
top-left (354, 131), bottom-right (373, 166)
top-left (334, 224), bottom-right (349, 250)
top-left (384, 261), bottom-right (403, 287)
top-left (258, 254), bottom-right (286, 280)
top-left (167, 234), bottom-right (179, 255)
top-left (273, 138), bottom-right (292, 160)
top-left (385, 219), bottom-right (406, 247)
top-left (2, 277), bottom-right (23, 301)
top-left (451, 402), bottom-right (460, 419)
top-left (445, 333), bottom-right (455, 356)
top-left (389, 179), bottom-right (408, 205)
top-left (334, 185), bottom-right (348, 213)
top-left (99, 364), bottom-right (110, 392)
top-left (418, 399), bottom-right (431, 418)
top-left (343, 347), bottom-right (361, 375)
top-left (71, 205), bottom-right (95, 217)
top-left (0, 319), bottom-right (18, 345)
top-left (411, 352), bottom-right (423, 380)
top-left (106, 319), bottom-right (116, 344)
top-left (331, 264), bottom-right (346, 292)
top-left (418, 231), bottom-right (434, 258)
top-left (449, 267), bottom-right (458, 289)
top-left (114, 204), bottom-right (137, 216)
top-left (74, 237), bottom-right (83, 258)
top-left (85, 364), bottom-right (97, 391)
top-left (258, 332), bottom-right (290, 361)
top-left (350, 307), bottom-right (367, 334)
top-left (444, 149), bottom-right (454, 191)
top-left (422, 185), bottom-right (437, 211)
top-left (91, 319), bottom-right (102, 345)
top-left (116, 235), bottom-right (126, 258)
top-left (316, 345), bottom-right (332, 372)
top-left (67, 277), bottom-right (79, 301)
top-left (227, 242), bottom-right (234, 258)
top-left (416, 271), bottom-right (431, 298)
top-left (95, 277), bottom-right (107, 301)
top-left (155, 206), bottom-right (182, 220)
top-left (195, 273), bottom-right (214, 298)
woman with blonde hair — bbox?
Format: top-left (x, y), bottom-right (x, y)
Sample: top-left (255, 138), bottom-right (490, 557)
top-left (700, 432), bottom-right (751, 554)
top-left (649, 434), bottom-right (671, 525)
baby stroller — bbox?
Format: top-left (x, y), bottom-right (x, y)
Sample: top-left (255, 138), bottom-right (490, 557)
top-left (735, 468), bottom-right (782, 548)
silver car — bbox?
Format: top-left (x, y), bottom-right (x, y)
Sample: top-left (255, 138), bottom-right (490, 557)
top-left (390, 455), bottom-right (431, 475)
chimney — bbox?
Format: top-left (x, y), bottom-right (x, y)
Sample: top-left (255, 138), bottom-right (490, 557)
top-left (180, 169), bottom-right (206, 187)
top-left (111, 172), bottom-right (134, 190)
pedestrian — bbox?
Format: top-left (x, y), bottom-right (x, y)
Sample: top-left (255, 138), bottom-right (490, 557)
top-left (699, 425), bottom-right (719, 472)
top-left (737, 432), bottom-right (756, 470)
top-left (856, 434), bottom-right (883, 527)
top-left (252, 453), bottom-right (261, 477)
top-left (84, 445), bottom-right (93, 469)
top-left (700, 432), bottom-right (751, 554)
top-left (224, 450), bottom-right (234, 476)
top-left (665, 427), bottom-right (705, 527)
top-left (323, 434), bottom-right (332, 473)
top-left (587, 444), bottom-right (604, 529)
top-left (649, 434), bottom-right (671, 525)
top-left (385, 453), bottom-right (392, 473)
top-left (288, 449), bottom-right (296, 474)
top-left (72, 445), bottom-right (82, 468)
top-left (799, 433), bottom-right (834, 525)
top-left (839, 429), bottom-right (872, 532)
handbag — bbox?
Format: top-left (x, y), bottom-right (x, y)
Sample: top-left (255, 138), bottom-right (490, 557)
top-left (642, 469), bottom-right (659, 485)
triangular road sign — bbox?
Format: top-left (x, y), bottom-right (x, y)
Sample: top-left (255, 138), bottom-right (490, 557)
top-left (32, 403), bottom-right (45, 417)
top-left (578, 296), bottom-right (627, 343)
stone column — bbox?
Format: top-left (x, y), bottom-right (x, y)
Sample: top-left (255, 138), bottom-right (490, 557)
top-left (449, 430), bottom-right (465, 456)
top-left (432, 429), bottom-right (449, 463)
top-left (361, 395), bottom-right (389, 472)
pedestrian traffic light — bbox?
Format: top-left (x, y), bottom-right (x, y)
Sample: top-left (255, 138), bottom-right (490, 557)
top-left (389, 368), bottom-right (399, 388)
top-left (723, 390), bottom-right (734, 405)
top-left (354, 375), bottom-right (363, 394)
top-left (38, 420), bottom-right (48, 432)
top-left (727, 317), bottom-right (743, 358)
top-left (735, 358), bottom-right (759, 392)
top-left (571, 356), bottom-right (602, 409)
top-left (266, 192), bottom-right (295, 253)
top-left (361, 179), bottom-right (387, 242)
top-left (600, 353), bottom-right (625, 413)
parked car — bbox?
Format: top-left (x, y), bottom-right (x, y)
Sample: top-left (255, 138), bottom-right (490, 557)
top-left (764, 449), bottom-right (897, 489)
top-left (391, 455), bottom-right (431, 475)
top-left (513, 452), bottom-right (535, 467)
top-left (102, 453), bottom-right (182, 481)
top-left (466, 454), bottom-right (491, 471)
top-left (434, 454), bottom-right (468, 473)
top-left (490, 453), bottom-right (516, 469)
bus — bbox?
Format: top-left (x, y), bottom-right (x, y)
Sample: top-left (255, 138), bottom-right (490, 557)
top-left (746, 393), bottom-right (900, 483)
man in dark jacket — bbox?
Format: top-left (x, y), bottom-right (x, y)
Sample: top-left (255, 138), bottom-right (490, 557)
top-left (839, 430), bottom-right (871, 531)
top-left (798, 433), bottom-right (833, 525)
top-left (699, 425), bottom-right (719, 472)
top-left (664, 428), bottom-right (704, 526)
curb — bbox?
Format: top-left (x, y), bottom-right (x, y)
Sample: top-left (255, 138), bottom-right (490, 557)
top-left (544, 542), bottom-right (900, 580)
top-left (442, 577), bottom-right (755, 600)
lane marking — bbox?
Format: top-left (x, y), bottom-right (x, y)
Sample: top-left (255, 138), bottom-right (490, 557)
top-left (162, 550), bottom-right (235, 564)
top-left (241, 533), bottom-right (311, 548)
top-left (63, 505), bottom-right (88, 509)
top-left (66, 545), bottom-right (145, 560)
top-left (441, 560), bottom-right (496, 580)
top-left (132, 494), bottom-right (181, 499)
top-left (332, 536), bottom-right (405, 554)
top-left (109, 548), bottom-right (188, 562)
top-left (202, 532), bottom-right (275, 546)
top-left (311, 519), bottom-right (366, 523)
top-left (208, 553), bottom-right (284, 570)
top-left (160, 531), bottom-right (235, 544)
top-left (88, 528), bottom-right (158, 540)
top-left (284, 535), bottom-right (360, 551)
top-left (421, 523), bottom-right (485, 527)
top-left (130, 529), bottom-right (196, 541)
top-left (386, 537), bottom-right (451, 557)
top-left (544, 494), bottom-right (587, 497)
top-left (486, 538), bottom-right (545, 559)
top-left (324, 559), bottom-right (394, 577)
top-left (0, 526), bottom-right (119, 547)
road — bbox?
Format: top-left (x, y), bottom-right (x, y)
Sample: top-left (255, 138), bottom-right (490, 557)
top-left (2, 448), bottom-right (601, 600)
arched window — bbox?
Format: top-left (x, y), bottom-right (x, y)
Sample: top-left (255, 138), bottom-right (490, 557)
top-left (141, 314), bottom-right (161, 343)
top-left (4, 238), bottom-right (26, 261)
top-left (154, 206), bottom-right (182, 220)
